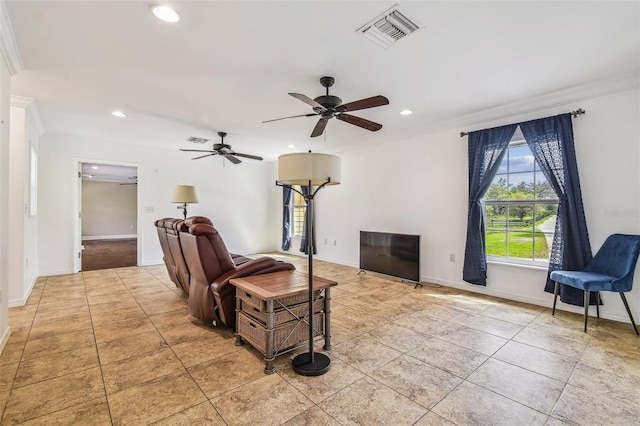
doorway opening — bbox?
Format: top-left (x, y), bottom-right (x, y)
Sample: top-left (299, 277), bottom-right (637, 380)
top-left (79, 162), bottom-right (138, 271)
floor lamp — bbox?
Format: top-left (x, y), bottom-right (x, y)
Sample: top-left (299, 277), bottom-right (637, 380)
top-left (171, 185), bottom-right (199, 219)
top-left (277, 152), bottom-right (341, 376)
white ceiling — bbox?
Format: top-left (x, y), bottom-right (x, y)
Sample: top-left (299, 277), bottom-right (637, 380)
top-left (81, 163), bottom-right (137, 183)
top-left (6, 1), bottom-right (640, 162)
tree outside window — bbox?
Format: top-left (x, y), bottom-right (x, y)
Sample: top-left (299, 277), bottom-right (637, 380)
top-left (484, 135), bottom-right (559, 264)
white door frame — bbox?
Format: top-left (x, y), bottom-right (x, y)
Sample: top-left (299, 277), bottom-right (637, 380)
top-left (73, 158), bottom-right (141, 273)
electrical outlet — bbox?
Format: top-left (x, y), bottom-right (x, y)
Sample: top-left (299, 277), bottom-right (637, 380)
top-left (449, 253), bottom-right (455, 262)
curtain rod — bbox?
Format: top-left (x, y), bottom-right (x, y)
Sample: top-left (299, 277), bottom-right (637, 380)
top-left (459, 108), bottom-right (585, 138)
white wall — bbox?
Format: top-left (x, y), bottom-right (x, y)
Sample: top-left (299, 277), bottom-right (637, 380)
top-left (38, 135), bottom-right (279, 275)
top-left (308, 87), bottom-right (640, 324)
top-left (82, 180), bottom-right (137, 238)
top-left (6, 101), bottom-right (39, 306)
top-left (0, 42), bottom-right (10, 353)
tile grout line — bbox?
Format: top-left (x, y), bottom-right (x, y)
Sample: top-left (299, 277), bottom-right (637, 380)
top-left (115, 268), bottom-right (225, 425)
top-left (82, 270), bottom-right (117, 426)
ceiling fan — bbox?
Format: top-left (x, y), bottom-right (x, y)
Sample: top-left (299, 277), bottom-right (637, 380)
top-left (120, 176), bottom-right (137, 186)
top-left (263, 76), bottom-right (389, 138)
top-left (180, 132), bottom-right (263, 164)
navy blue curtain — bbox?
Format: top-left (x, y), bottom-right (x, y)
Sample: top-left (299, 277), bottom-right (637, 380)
top-left (281, 186), bottom-right (292, 251)
top-left (463, 124), bottom-right (518, 285)
top-left (520, 113), bottom-right (594, 306)
top-left (300, 186), bottom-right (317, 254)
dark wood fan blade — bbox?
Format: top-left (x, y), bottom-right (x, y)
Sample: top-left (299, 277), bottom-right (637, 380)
top-left (336, 114), bottom-right (383, 131)
top-left (192, 153), bottom-right (216, 160)
top-left (289, 93), bottom-right (326, 111)
top-left (225, 154), bottom-right (242, 164)
top-left (262, 113), bottom-right (319, 123)
top-left (233, 153), bottom-right (263, 161)
top-left (338, 95), bottom-right (389, 112)
top-left (311, 118), bottom-right (329, 138)
top-left (180, 149), bottom-right (215, 153)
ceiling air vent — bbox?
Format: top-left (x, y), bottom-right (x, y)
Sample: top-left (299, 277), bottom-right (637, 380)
top-left (186, 136), bottom-right (210, 144)
top-left (358, 5), bottom-right (422, 48)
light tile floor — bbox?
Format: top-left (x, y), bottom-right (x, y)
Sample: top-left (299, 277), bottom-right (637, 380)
top-left (1, 254), bottom-right (639, 425)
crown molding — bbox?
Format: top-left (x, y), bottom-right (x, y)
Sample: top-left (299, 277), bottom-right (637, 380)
top-left (452, 71), bottom-right (640, 131)
top-left (338, 72), bottom-right (640, 156)
top-left (10, 94), bottom-right (31, 108)
top-left (0, 0), bottom-right (24, 75)
top-left (11, 95), bottom-right (44, 137)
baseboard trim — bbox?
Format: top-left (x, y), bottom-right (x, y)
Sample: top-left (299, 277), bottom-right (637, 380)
top-left (0, 326), bottom-right (11, 356)
top-left (421, 275), bottom-right (633, 324)
top-left (8, 274), bottom-right (38, 307)
top-left (82, 234), bottom-right (137, 241)
top-left (141, 259), bottom-right (163, 266)
top-left (39, 268), bottom-right (74, 277)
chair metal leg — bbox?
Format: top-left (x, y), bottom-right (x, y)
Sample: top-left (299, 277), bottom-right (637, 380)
top-left (552, 282), bottom-right (559, 316)
top-left (596, 291), bottom-right (600, 318)
top-left (619, 293), bottom-right (639, 335)
top-left (583, 290), bottom-right (589, 333)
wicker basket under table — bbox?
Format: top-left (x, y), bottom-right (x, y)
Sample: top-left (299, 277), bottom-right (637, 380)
top-left (230, 270), bottom-right (338, 374)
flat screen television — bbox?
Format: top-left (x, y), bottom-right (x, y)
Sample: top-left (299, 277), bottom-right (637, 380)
top-left (359, 231), bottom-right (420, 282)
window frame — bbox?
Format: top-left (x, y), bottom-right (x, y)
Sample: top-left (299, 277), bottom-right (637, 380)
top-left (484, 138), bottom-right (558, 267)
top-left (290, 185), bottom-right (306, 239)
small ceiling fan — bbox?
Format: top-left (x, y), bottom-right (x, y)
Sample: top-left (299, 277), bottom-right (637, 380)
top-left (120, 176), bottom-right (137, 186)
top-left (180, 132), bottom-right (263, 164)
top-left (263, 76), bottom-right (389, 138)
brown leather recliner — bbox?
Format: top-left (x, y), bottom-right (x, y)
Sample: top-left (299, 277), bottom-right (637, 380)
top-left (155, 215), bottom-right (255, 295)
top-left (154, 218), bottom-right (181, 289)
top-left (180, 222), bottom-right (295, 327)
top-left (183, 216), bottom-right (254, 267)
top-left (166, 220), bottom-right (191, 294)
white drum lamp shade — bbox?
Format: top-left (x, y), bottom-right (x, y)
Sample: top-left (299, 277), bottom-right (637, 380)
top-left (171, 185), bottom-right (198, 219)
top-left (171, 185), bottom-right (199, 204)
top-left (277, 153), bottom-right (341, 186)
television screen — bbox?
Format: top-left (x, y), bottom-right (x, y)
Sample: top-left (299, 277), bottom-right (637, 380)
top-left (359, 231), bottom-right (420, 282)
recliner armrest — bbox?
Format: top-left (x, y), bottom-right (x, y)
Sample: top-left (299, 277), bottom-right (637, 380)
top-left (209, 257), bottom-right (280, 294)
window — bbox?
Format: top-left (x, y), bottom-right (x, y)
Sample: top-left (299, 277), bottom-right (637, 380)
top-left (291, 186), bottom-right (306, 238)
top-left (484, 130), bottom-right (558, 264)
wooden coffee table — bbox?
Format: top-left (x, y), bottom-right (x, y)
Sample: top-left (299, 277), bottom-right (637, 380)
top-left (230, 270), bottom-right (337, 374)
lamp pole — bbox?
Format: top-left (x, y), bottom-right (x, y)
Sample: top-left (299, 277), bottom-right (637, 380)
top-left (281, 179), bottom-right (332, 376)
top-left (178, 203), bottom-right (188, 220)
top-left (276, 151), bottom-right (340, 376)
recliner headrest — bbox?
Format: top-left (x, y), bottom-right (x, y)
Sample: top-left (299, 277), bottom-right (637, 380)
top-left (185, 216), bottom-right (213, 227)
top-left (162, 218), bottom-right (180, 229)
top-left (189, 223), bottom-right (219, 236)
top-left (173, 220), bottom-right (189, 232)
top-left (154, 218), bottom-right (172, 227)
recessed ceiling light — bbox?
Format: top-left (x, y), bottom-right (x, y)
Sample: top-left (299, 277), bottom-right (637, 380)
top-left (151, 5), bottom-right (180, 23)
top-left (112, 111), bottom-right (127, 118)
top-left (91, 166), bottom-right (99, 170)
top-left (288, 144), bottom-right (296, 149)
top-left (400, 109), bottom-right (413, 115)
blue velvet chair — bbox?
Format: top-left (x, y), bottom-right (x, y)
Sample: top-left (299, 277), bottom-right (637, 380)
top-left (550, 234), bottom-right (640, 335)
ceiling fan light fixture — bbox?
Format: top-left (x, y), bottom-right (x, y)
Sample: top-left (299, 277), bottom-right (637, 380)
top-left (111, 111), bottom-right (127, 118)
top-left (151, 5), bottom-right (180, 23)
top-left (400, 109), bottom-right (413, 115)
